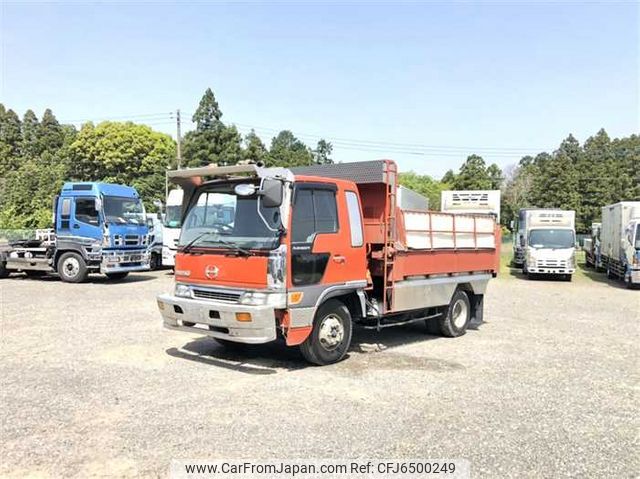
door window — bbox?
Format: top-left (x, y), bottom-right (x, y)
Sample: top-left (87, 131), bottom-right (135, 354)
top-left (75, 198), bottom-right (100, 226)
top-left (291, 186), bottom-right (338, 286)
top-left (345, 191), bottom-right (363, 247)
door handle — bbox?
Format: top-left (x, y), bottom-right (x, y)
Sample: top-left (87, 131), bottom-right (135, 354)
top-left (332, 255), bottom-right (346, 264)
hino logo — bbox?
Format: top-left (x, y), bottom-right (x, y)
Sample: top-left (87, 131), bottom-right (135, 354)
top-left (204, 265), bottom-right (219, 279)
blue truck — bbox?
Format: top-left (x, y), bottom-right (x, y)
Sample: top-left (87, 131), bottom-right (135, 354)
top-left (0, 182), bottom-right (151, 282)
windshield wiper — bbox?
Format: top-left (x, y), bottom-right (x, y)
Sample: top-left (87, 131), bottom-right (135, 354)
top-left (180, 231), bottom-right (254, 256)
top-left (180, 231), bottom-right (218, 254)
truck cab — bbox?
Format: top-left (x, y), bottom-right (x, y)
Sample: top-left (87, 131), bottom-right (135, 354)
top-left (0, 182), bottom-right (150, 282)
top-left (515, 209), bottom-right (576, 280)
top-left (161, 188), bottom-right (183, 267)
top-left (158, 161), bottom-right (500, 365)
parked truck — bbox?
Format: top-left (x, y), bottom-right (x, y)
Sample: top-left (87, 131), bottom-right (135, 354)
top-left (441, 190), bottom-right (501, 222)
top-left (582, 222), bottom-right (601, 268)
top-left (0, 182), bottom-right (150, 282)
top-left (157, 160), bottom-right (500, 365)
top-left (599, 202), bottom-right (640, 287)
top-left (513, 208), bottom-right (576, 280)
top-left (161, 188), bottom-right (184, 267)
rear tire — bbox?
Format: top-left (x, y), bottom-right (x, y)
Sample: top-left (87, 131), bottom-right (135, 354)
top-left (57, 252), bottom-right (88, 283)
top-left (439, 289), bottom-right (471, 338)
top-left (105, 272), bottom-right (129, 281)
top-left (300, 299), bottom-right (352, 366)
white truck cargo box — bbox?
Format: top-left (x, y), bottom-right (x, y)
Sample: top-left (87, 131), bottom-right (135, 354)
top-left (441, 190), bottom-right (501, 222)
top-left (601, 202), bottom-right (640, 260)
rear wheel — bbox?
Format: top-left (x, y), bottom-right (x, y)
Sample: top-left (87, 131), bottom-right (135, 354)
top-left (57, 252), bottom-right (88, 283)
top-left (300, 299), bottom-right (352, 366)
top-left (105, 272), bottom-right (129, 281)
top-left (439, 289), bottom-right (471, 338)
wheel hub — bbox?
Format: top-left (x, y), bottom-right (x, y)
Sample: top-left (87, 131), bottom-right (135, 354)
top-left (452, 299), bottom-right (469, 329)
top-left (64, 258), bottom-right (80, 278)
top-left (318, 314), bottom-right (344, 351)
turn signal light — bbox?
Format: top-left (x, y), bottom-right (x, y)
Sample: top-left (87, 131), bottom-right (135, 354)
top-left (235, 312), bottom-right (252, 322)
top-left (288, 291), bottom-right (304, 305)
top-left (157, 300), bottom-right (165, 311)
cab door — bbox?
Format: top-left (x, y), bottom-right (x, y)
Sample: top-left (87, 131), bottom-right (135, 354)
top-left (289, 182), bottom-right (366, 288)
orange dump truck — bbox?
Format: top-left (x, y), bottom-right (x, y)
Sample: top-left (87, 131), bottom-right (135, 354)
top-left (157, 160), bottom-right (500, 365)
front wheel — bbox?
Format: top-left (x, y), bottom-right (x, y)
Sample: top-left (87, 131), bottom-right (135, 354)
top-left (300, 299), bottom-right (352, 366)
top-left (105, 272), bottom-right (129, 281)
top-left (439, 289), bottom-right (471, 338)
top-left (57, 252), bottom-right (88, 283)
top-left (0, 261), bottom-right (9, 279)
top-left (150, 253), bottom-right (160, 270)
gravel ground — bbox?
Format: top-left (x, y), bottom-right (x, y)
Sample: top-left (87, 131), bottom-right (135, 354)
top-left (0, 268), bottom-right (638, 478)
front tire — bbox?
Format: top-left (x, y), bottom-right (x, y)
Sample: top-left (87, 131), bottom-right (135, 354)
top-left (439, 289), bottom-right (471, 338)
top-left (150, 252), bottom-right (160, 270)
top-left (300, 299), bottom-right (352, 366)
top-left (0, 261), bottom-right (9, 278)
top-left (57, 252), bottom-right (88, 283)
top-left (105, 272), bottom-right (129, 281)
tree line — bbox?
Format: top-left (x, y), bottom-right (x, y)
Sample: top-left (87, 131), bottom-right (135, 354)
top-left (1, 87), bottom-right (637, 232)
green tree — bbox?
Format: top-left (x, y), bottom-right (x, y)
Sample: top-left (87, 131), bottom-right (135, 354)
top-left (69, 121), bottom-right (176, 207)
top-left (182, 88), bottom-right (243, 167)
top-left (314, 139), bottom-right (333, 164)
top-left (243, 129), bottom-right (267, 164)
top-left (399, 171), bottom-right (447, 209)
top-left (451, 154), bottom-right (500, 190)
top-left (39, 108), bottom-right (66, 152)
top-left (21, 109), bottom-right (40, 158)
top-left (441, 169), bottom-right (456, 185)
top-left (0, 105), bottom-right (22, 169)
top-left (266, 130), bottom-right (314, 167)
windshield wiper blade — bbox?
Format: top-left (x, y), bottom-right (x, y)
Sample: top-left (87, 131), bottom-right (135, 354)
top-left (215, 236), bottom-right (254, 256)
top-left (180, 231), bottom-right (218, 254)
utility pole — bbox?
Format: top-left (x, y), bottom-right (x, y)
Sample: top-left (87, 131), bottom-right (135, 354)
top-left (176, 109), bottom-right (182, 169)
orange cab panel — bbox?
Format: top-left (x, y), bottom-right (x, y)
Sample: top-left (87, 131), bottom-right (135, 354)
top-left (175, 252), bottom-right (268, 288)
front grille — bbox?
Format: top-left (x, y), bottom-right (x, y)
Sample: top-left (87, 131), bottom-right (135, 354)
top-left (192, 288), bottom-right (241, 303)
top-left (124, 235), bottom-right (139, 246)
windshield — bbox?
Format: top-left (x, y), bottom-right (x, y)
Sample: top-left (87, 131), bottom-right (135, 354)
top-left (529, 229), bottom-right (575, 249)
top-left (179, 184), bottom-right (282, 251)
top-left (164, 205), bottom-right (182, 228)
top-left (103, 196), bottom-right (145, 225)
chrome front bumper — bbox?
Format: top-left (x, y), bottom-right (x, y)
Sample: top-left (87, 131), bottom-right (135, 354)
top-left (157, 294), bottom-right (278, 344)
top-left (100, 249), bottom-right (150, 273)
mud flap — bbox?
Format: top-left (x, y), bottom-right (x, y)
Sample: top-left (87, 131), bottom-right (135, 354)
top-left (468, 294), bottom-right (484, 330)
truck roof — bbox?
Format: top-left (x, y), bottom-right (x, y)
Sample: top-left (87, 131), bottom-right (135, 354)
top-left (61, 182), bottom-right (140, 198)
top-left (291, 160), bottom-right (396, 185)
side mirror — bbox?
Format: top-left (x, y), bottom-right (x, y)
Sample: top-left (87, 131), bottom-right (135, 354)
top-left (509, 220), bottom-right (515, 230)
top-left (94, 197), bottom-right (102, 212)
top-left (153, 200), bottom-right (164, 211)
top-left (146, 218), bottom-right (154, 229)
top-left (519, 235), bottom-right (525, 247)
top-left (260, 179), bottom-right (283, 208)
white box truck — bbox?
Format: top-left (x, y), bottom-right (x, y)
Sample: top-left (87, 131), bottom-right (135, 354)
top-left (599, 202), bottom-right (640, 287)
top-left (513, 209), bottom-right (576, 280)
top-left (161, 188), bottom-right (184, 267)
top-left (441, 190), bottom-right (501, 221)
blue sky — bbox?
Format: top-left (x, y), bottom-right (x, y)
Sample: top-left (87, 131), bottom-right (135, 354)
top-left (1, 1), bottom-right (638, 178)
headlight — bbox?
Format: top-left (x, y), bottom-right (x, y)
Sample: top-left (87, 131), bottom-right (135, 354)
top-left (239, 291), bottom-right (286, 307)
top-left (174, 283), bottom-right (191, 298)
